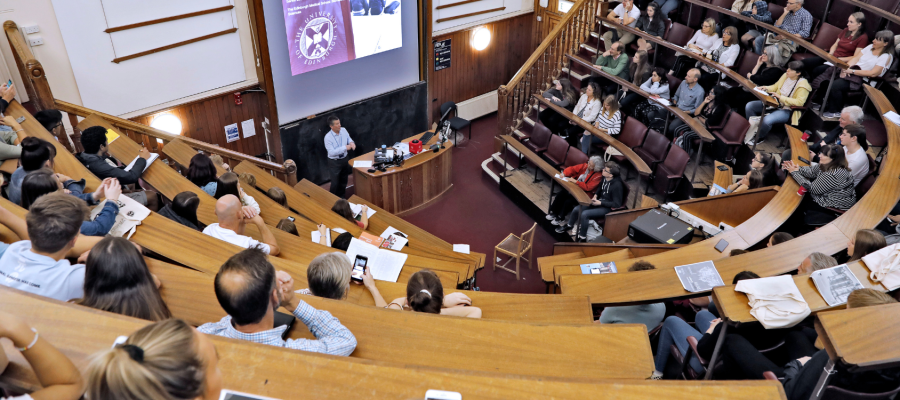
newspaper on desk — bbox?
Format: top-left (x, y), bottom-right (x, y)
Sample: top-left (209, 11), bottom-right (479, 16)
top-left (810, 264), bottom-right (865, 307)
top-left (90, 195), bottom-right (150, 239)
top-left (674, 261), bottom-right (726, 292)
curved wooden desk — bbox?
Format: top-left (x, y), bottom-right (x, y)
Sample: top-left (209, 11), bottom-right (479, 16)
top-left (349, 132), bottom-right (452, 216)
top-left (562, 87), bottom-right (900, 305)
top-left (558, 126), bottom-right (809, 304)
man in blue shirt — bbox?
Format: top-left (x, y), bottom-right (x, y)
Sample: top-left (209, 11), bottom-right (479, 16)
top-left (751, 0), bottom-right (812, 54)
top-left (323, 115), bottom-right (355, 197)
top-left (667, 69), bottom-right (706, 137)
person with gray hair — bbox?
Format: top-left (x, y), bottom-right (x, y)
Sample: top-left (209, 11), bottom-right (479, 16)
top-left (726, 45), bottom-right (786, 112)
top-left (782, 105), bottom-right (865, 163)
top-left (547, 155), bottom-right (605, 226)
top-left (799, 252), bottom-right (839, 274)
top-left (295, 252), bottom-right (384, 303)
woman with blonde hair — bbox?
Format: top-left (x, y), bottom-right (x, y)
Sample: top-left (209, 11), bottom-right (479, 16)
top-left (670, 18), bottom-right (719, 78)
top-left (581, 95), bottom-right (621, 153)
top-left (697, 26), bottom-right (740, 91)
top-left (85, 319), bottom-right (222, 400)
top-left (847, 229), bottom-right (887, 262)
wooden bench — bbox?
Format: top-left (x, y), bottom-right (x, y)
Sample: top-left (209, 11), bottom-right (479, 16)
top-left (0, 287), bottom-right (788, 400)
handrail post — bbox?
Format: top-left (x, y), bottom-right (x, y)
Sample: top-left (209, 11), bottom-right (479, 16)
top-left (4, 21), bottom-right (54, 112)
top-left (283, 159), bottom-right (298, 185)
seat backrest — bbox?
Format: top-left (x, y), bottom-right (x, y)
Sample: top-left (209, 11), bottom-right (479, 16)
top-left (861, 0), bottom-right (898, 39)
top-left (736, 50), bottom-right (760, 77)
top-left (710, 0), bottom-right (733, 9)
top-left (661, 144), bottom-right (690, 176)
top-left (719, 112), bottom-right (750, 142)
top-left (440, 101), bottom-right (457, 118)
top-left (662, 20), bottom-right (673, 40)
top-left (519, 222), bottom-right (537, 252)
top-left (564, 146), bottom-right (589, 168)
top-left (616, 179), bottom-right (631, 210)
top-left (667, 74), bottom-right (683, 94)
top-left (640, 129), bottom-right (671, 162)
top-left (821, 382), bottom-right (900, 400)
top-left (619, 117), bottom-right (649, 148)
top-left (826, 1), bottom-right (856, 27)
top-left (531, 122), bottom-right (553, 147)
top-left (547, 134), bottom-right (570, 162)
top-left (855, 174), bottom-right (876, 199)
top-left (862, 119), bottom-right (888, 148)
top-left (767, 4), bottom-right (785, 21)
top-left (667, 23), bottom-right (695, 47)
top-left (867, 154), bottom-right (877, 177)
top-left (811, 23), bottom-right (842, 50)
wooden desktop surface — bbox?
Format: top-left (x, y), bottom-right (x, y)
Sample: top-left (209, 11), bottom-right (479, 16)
top-left (499, 134), bottom-right (593, 205)
top-left (815, 302), bottom-right (900, 371)
top-left (713, 161), bottom-right (733, 190)
top-left (350, 131), bottom-right (453, 215)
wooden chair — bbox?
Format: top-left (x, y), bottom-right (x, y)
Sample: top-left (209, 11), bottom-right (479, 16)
top-left (493, 223), bottom-right (537, 280)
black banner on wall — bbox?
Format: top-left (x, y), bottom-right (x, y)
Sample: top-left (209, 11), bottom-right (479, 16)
top-left (434, 39), bottom-right (451, 71)
top-left (279, 81), bottom-right (428, 184)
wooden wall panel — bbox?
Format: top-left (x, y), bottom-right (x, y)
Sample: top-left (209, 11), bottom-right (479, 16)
top-left (131, 90), bottom-right (271, 163)
top-left (429, 13), bottom-right (536, 122)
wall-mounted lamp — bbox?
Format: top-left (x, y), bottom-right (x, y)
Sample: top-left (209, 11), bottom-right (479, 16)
top-left (150, 114), bottom-right (183, 136)
top-left (472, 26), bottom-right (491, 51)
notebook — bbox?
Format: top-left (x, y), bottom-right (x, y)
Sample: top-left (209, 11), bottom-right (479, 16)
top-left (124, 153), bottom-right (159, 173)
top-left (580, 262), bottom-right (617, 274)
top-left (674, 261), bottom-right (725, 292)
top-left (311, 229), bottom-right (332, 247)
top-left (810, 264), bottom-right (865, 307)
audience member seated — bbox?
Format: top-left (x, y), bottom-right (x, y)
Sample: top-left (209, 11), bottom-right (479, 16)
top-left (86, 318), bottom-right (222, 400)
top-left (76, 237), bottom-right (171, 321)
top-left (783, 145), bottom-right (856, 225)
top-left (332, 198), bottom-right (368, 229)
top-left (8, 137), bottom-right (57, 206)
top-left (0, 311), bottom-right (84, 400)
top-left (159, 191), bottom-right (203, 231)
top-left (727, 170), bottom-right (763, 193)
top-left (77, 126), bottom-right (159, 211)
top-left (752, 151), bottom-right (783, 187)
top-left (199, 248), bottom-right (357, 355)
top-left (298, 252), bottom-right (383, 303)
top-left (188, 153), bottom-right (219, 196)
top-left (589, 42), bottom-right (631, 98)
top-left (0, 115), bottom-right (27, 162)
top-left (277, 218), bottom-right (298, 236)
top-left (539, 78), bottom-right (579, 134)
top-left (203, 195), bottom-right (280, 256)
top-left (547, 156), bottom-right (604, 226)
top-left (736, 2), bottom-right (774, 47)
top-left (0, 82), bottom-right (15, 115)
top-left (651, 271), bottom-right (763, 379)
top-left (556, 163), bottom-right (624, 241)
top-left (210, 153), bottom-right (230, 171)
top-left (21, 170), bottom-right (121, 237)
top-left (697, 26), bottom-right (741, 92)
top-left (0, 193), bottom-right (88, 301)
top-left (812, 31), bottom-right (895, 119)
top-left (332, 232), bottom-right (354, 251)
top-left (782, 106), bottom-right (864, 163)
top-left (562, 82), bottom-right (603, 139)
top-left (801, 12), bottom-right (869, 79)
top-left (768, 232), bottom-right (794, 247)
top-left (214, 172), bottom-right (260, 215)
top-left (581, 95), bottom-right (622, 151)
top-left (239, 172), bottom-right (257, 188)
top-left (798, 252), bottom-right (838, 273)
top-left (34, 109), bottom-right (64, 134)
top-left (746, 61), bottom-right (811, 146)
top-left (619, 51), bottom-right (651, 115)
top-left (630, 67), bottom-right (671, 126)
top-left (838, 123), bottom-right (869, 186)
top-left (267, 187), bottom-right (288, 208)
top-left (747, 0), bottom-right (812, 55)
top-left (722, 289), bottom-right (899, 400)
top-left (634, 2), bottom-right (667, 52)
top-left (666, 69), bottom-right (705, 138)
top-left (671, 20), bottom-right (719, 78)
top-left (674, 86), bottom-right (729, 155)
top-left (602, 0), bottom-right (641, 51)
top-left (598, 261), bottom-right (666, 330)
top-left (847, 229), bottom-right (886, 262)
top-left (727, 46), bottom-right (786, 113)
top-left (371, 269), bottom-right (482, 318)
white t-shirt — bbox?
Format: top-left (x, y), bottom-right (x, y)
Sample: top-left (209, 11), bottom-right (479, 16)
top-left (844, 145), bottom-right (869, 186)
top-left (2, 395), bottom-right (33, 400)
top-left (856, 44), bottom-right (893, 79)
top-left (0, 241), bottom-right (85, 302)
top-left (613, 4), bottom-right (641, 27)
top-left (202, 223), bottom-right (272, 254)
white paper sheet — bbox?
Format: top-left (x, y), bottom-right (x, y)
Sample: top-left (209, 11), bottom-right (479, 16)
top-left (353, 160), bottom-right (373, 168)
top-left (453, 244), bottom-right (470, 254)
top-left (884, 111), bottom-right (900, 128)
top-left (345, 238), bottom-right (407, 282)
top-left (349, 202), bottom-right (377, 218)
top-left (241, 119), bottom-right (256, 138)
top-left (333, 228), bottom-right (348, 234)
top-left (652, 97), bottom-right (671, 106)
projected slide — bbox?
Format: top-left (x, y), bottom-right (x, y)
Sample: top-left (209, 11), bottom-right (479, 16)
top-left (282, 0), bottom-right (402, 75)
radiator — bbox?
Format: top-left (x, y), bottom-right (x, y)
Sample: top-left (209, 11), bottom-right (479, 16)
top-left (455, 90), bottom-right (498, 120)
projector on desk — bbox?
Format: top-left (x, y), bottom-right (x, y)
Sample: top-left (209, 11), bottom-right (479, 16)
top-left (374, 146), bottom-right (393, 164)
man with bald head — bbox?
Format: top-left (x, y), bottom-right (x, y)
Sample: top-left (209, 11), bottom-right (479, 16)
top-left (668, 68), bottom-right (706, 137)
top-left (202, 194), bottom-right (280, 256)
top-left (198, 247), bottom-right (357, 355)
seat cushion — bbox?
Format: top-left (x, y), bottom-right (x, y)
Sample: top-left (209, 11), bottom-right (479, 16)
top-left (449, 117), bottom-right (470, 130)
top-left (525, 141), bottom-right (548, 153)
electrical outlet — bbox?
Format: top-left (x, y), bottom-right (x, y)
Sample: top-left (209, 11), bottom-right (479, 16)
top-left (28, 36), bottom-right (44, 46)
top-left (22, 25), bottom-right (40, 34)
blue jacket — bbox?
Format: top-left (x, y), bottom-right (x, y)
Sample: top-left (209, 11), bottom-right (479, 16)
top-left (66, 182), bottom-right (119, 236)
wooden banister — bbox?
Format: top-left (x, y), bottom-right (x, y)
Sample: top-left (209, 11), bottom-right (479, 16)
top-left (3, 21), bottom-right (55, 112)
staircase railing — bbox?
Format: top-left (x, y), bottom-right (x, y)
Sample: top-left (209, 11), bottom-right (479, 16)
top-left (497, 0), bottom-right (600, 136)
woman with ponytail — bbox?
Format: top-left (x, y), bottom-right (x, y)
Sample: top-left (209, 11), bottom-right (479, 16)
top-left (369, 269), bottom-right (482, 318)
top-left (85, 319), bottom-right (222, 400)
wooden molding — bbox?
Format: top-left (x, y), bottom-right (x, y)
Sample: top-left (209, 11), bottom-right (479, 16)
top-left (112, 28), bottom-right (237, 63)
top-left (104, 5), bottom-right (235, 33)
top-left (436, 0), bottom-right (484, 10)
top-left (436, 7), bottom-right (506, 23)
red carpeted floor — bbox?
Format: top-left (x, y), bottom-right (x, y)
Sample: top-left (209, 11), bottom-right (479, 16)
top-left (401, 113), bottom-right (554, 294)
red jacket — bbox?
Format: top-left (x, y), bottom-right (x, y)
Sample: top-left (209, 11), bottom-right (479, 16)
top-left (563, 163), bottom-right (603, 194)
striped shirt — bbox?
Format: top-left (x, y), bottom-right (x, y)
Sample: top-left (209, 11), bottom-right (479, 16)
top-left (198, 300), bottom-right (357, 356)
top-left (592, 110), bottom-right (622, 136)
top-left (790, 165), bottom-right (856, 210)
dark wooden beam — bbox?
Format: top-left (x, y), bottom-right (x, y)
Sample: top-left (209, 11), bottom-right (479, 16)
top-left (436, 0), bottom-right (484, 10)
top-left (112, 28), bottom-right (237, 64)
top-left (104, 5), bottom-right (235, 33)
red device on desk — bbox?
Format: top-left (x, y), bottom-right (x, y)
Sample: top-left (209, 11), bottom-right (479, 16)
top-left (409, 140), bottom-right (423, 154)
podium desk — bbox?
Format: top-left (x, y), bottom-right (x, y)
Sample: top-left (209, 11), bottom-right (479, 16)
top-left (349, 131), bottom-right (453, 215)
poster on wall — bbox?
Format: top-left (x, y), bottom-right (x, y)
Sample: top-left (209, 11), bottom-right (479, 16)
top-left (281, 0), bottom-right (403, 76)
top-left (242, 119), bottom-right (256, 138)
top-left (434, 39), bottom-right (450, 71)
top-left (225, 123), bottom-right (240, 143)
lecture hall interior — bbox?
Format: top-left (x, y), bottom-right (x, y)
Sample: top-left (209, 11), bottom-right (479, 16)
top-left (1, 0), bottom-right (900, 398)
